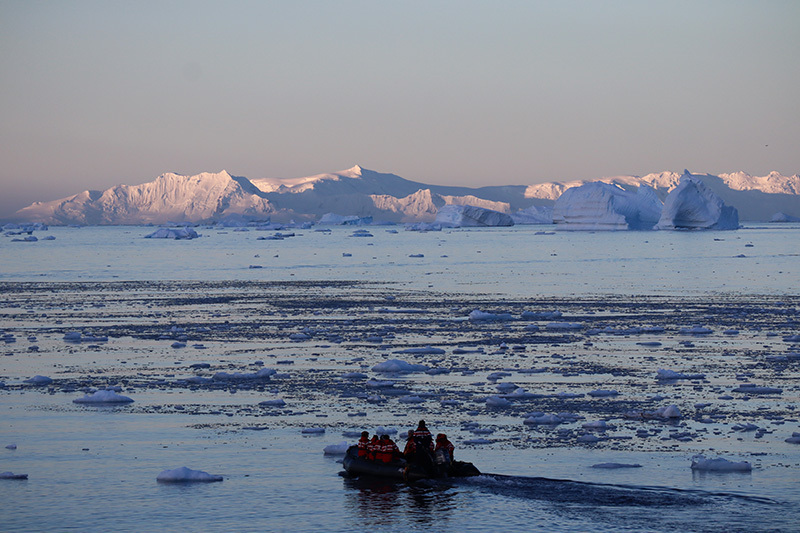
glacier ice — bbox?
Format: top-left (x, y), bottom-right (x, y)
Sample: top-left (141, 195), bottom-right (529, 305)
top-left (552, 182), bottom-right (662, 230)
top-left (434, 204), bottom-right (514, 227)
top-left (156, 466), bottom-right (223, 482)
top-left (656, 172), bottom-right (739, 230)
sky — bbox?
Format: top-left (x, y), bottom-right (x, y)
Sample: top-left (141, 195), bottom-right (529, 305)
top-left (1, 0), bottom-right (798, 217)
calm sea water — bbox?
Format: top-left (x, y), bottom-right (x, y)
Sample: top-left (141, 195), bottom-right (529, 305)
top-left (1, 223), bottom-right (798, 295)
top-left (1, 224), bottom-right (799, 532)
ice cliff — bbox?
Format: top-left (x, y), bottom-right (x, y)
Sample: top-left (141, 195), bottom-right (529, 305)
top-left (552, 182), bottom-right (662, 230)
top-left (656, 172), bottom-right (739, 230)
top-left (435, 205), bottom-right (514, 227)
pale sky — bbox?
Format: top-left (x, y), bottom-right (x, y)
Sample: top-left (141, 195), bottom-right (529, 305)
top-left (1, 0), bottom-right (798, 217)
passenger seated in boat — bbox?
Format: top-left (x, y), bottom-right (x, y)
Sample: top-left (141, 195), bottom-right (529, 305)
top-left (367, 434), bottom-right (380, 461)
top-left (357, 431), bottom-right (370, 458)
top-left (376, 434), bottom-right (400, 463)
top-left (434, 433), bottom-right (455, 475)
top-left (412, 420), bottom-right (434, 451)
top-left (403, 428), bottom-right (417, 458)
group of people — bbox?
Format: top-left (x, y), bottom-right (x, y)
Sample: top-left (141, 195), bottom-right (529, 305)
top-left (356, 420), bottom-right (456, 473)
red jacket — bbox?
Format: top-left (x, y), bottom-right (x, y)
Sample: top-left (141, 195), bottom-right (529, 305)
top-left (357, 436), bottom-right (370, 458)
top-left (376, 438), bottom-right (399, 463)
top-left (435, 438), bottom-right (455, 460)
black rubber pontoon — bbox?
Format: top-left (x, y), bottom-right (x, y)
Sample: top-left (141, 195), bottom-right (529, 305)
top-left (342, 446), bottom-right (480, 482)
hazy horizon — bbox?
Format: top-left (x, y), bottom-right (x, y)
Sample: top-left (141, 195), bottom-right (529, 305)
top-left (2, 0), bottom-right (798, 218)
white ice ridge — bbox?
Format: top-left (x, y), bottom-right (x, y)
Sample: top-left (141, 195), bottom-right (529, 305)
top-left (156, 466), bottom-right (223, 482)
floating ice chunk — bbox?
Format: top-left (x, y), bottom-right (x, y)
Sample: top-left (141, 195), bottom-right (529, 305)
top-left (398, 395), bottom-right (425, 404)
top-left (259, 399), bottom-right (286, 407)
top-left (485, 396), bottom-right (512, 408)
top-left (0, 472), bottom-right (28, 480)
top-left (463, 438), bottom-right (493, 445)
top-left (524, 414), bottom-right (563, 425)
top-left (591, 463), bottom-right (642, 469)
top-left (732, 384), bottom-right (782, 395)
top-left (582, 420), bottom-right (609, 429)
top-left (469, 309), bottom-right (514, 321)
top-left (785, 433), bottom-right (800, 444)
top-left (24, 375), bottom-right (53, 385)
top-left (73, 390), bottom-right (134, 404)
top-left (588, 389), bottom-right (619, 398)
top-left (323, 441), bottom-right (349, 455)
top-left (156, 467), bottom-right (223, 482)
top-left (393, 347), bottom-right (445, 355)
top-left (366, 379), bottom-right (396, 388)
top-left (655, 405), bottom-right (681, 419)
top-left (145, 227), bottom-right (200, 240)
top-left (576, 434), bottom-right (600, 443)
top-left (342, 372), bottom-right (367, 380)
top-left (372, 359), bottom-right (430, 373)
top-left (554, 391), bottom-right (584, 398)
top-left (301, 427), bottom-right (325, 434)
top-left (212, 368), bottom-right (276, 381)
top-left (5, 444), bottom-right (17, 450)
top-left (679, 326), bottom-right (712, 335)
top-left (656, 369), bottom-right (706, 380)
top-left (690, 455), bottom-right (751, 472)
top-left (63, 331), bottom-right (82, 341)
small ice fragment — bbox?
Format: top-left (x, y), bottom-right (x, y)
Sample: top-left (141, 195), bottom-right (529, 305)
top-left (485, 396), bottom-right (511, 408)
top-left (588, 389), bottom-right (619, 398)
top-left (24, 375), bottom-right (53, 385)
top-left (6, 444), bottom-right (17, 450)
top-left (591, 463), bottom-right (642, 469)
top-left (0, 472), bottom-right (28, 480)
top-left (259, 399), bottom-right (286, 407)
top-left (577, 434), bottom-right (600, 443)
top-left (323, 441), bottom-right (349, 455)
top-left (301, 427), bottom-right (325, 434)
top-left (582, 420), bottom-right (608, 429)
top-left (156, 466), bottom-right (223, 482)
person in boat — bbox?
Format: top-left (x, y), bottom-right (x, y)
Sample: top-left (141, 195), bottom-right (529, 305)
top-left (412, 420), bottom-right (434, 451)
top-left (403, 428), bottom-right (417, 458)
top-left (434, 433), bottom-right (455, 475)
top-left (367, 434), bottom-right (380, 461)
top-left (357, 431), bottom-right (370, 458)
top-left (376, 434), bottom-right (400, 463)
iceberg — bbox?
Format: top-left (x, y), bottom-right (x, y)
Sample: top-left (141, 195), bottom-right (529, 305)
top-left (156, 466), bottom-right (223, 483)
top-left (434, 204), bottom-right (514, 227)
top-left (690, 455), bottom-right (751, 472)
top-left (656, 172), bottom-right (739, 230)
top-left (770, 212), bottom-right (800, 222)
top-left (552, 182), bottom-right (662, 230)
top-left (510, 205), bottom-right (553, 225)
top-left (73, 390), bottom-right (134, 404)
top-left (144, 227), bottom-right (199, 240)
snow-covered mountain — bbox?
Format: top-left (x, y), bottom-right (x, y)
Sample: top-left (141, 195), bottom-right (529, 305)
top-left (10, 165), bottom-right (799, 225)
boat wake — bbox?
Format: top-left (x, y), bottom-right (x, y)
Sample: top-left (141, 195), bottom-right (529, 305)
top-left (454, 474), bottom-right (778, 507)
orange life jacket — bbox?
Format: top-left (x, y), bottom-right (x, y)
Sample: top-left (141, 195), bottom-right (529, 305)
top-left (357, 436), bottom-right (370, 457)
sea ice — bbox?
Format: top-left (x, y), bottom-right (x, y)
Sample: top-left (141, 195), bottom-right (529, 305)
top-left (590, 463), bottom-right (642, 469)
top-left (23, 375), bottom-right (53, 385)
top-left (485, 396), bottom-right (512, 408)
top-left (690, 455), bottom-right (752, 472)
top-left (588, 389), bottom-right (619, 398)
top-left (259, 399), bottom-right (286, 407)
top-left (732, 384), bottom-right (782, 394)
top-left (372, 359), bottom-right (430, 373)
top-left (156, 466), bottom-right (223, 482)
top-left (469, 309), bottom-right (514, 321)
top-left (656, 369), bottom-right (706, 380)
top-left (301, 427), bottom-right (325, 434)
top-left (546, 322), bottom-right (583, 330)
top-left (144, 227), bottom-right (200, 240)
top-left (73, 390), bottom-right (134, 404)
top-left (212, 368), bottom-right (276, 381)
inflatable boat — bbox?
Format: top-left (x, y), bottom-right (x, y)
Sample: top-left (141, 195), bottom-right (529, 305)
top-left (342, 446), bottom-right (480, 482)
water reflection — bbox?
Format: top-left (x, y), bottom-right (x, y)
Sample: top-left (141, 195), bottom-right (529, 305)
top-left (343, 476), bottom-right (458, 527)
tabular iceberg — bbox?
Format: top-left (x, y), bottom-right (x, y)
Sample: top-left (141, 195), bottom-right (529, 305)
top-left (434, 205), bottom-right (514, 227)
top-left (656, 172), bottom-right (739, 230)
top-left (552, 182), bottom-right (662, 230)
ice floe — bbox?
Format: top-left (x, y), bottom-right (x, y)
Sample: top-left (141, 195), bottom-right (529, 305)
top-left (73, 390), bottom-right (134, 404)
top-left (469, 309), bottom-right (514, 321)
top-left (590, 463), bottom-right (642, 469)
top-left (212, 368), bottom-right (276, 381)
top-left (156, 466), bottom-right (223, 482)
top-left (23, 375), bottom-right (53, 385)
top-left (144, 227), bottom-right (200, 240)
top-left (731, 384), bottom-right (782, 395)
top-left (656, 369), bottom-right (706, 380)
top-left (372, 359), bottom-right (430, 373)
top-left (323, 441), bottom-right (349, 455)
top-left (0, 472), bottom-right (28, 480)
top-left (690, 455), bottom-right (752, 472)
